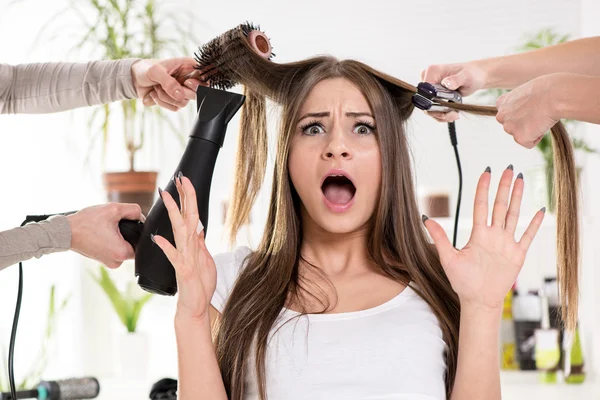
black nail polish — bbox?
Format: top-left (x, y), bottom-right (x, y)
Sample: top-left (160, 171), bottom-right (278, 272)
top-left (158, 187), bottom-right (163, 197)
top-left (517, 172), bottom-right (523, 180)
top-left (150, 233), bottom-right (156, 243)
top-left (507, 164), bottom-right (513, 170)
top-left (541, 207), bottom-right (546, 213)
top-left (485, 166), bottom-right (491, 173)
top-left (422, 215), bottom-right (429, 223)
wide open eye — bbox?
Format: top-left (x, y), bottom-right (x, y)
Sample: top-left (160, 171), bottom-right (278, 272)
top-left (300, 121), bottom-right (325, 136)
top-left (353, 121), bottom-right (376, 135)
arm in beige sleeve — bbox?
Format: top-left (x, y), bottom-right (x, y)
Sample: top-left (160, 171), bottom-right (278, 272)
top-left (0, 58), bottom-right (140, 114)
top-left (0, 216), bottom-right (71, 271)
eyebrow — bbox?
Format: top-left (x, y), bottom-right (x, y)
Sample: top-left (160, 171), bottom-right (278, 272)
top-left (297, 111), bottom-right (374, 122)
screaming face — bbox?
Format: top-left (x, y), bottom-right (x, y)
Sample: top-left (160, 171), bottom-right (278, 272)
top-left (288, 77), bottom-right (382, 235)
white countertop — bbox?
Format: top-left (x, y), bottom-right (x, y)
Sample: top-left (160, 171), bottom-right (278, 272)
top-left (96, 371), bottom-right (600, 399)
top-left (500, 371), bottom-right (600, 400)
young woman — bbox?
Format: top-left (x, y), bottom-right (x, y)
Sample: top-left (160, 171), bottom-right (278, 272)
top-left (152, 58), bottom-right (546, 400)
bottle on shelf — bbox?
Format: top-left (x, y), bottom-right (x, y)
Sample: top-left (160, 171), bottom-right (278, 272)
top-left (500, 283), bottom-right (519, 370)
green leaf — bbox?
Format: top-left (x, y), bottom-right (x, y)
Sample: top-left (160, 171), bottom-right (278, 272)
top-left (90, 267), bottom-right (130, 329)
top-left (129, 293), bottom-right (154, 332)
top-left (90, 266), bottom-right (153, 332)
top-left (572, 137), bottom-right (597, 153)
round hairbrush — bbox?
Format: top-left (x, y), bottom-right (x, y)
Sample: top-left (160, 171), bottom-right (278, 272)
top-left (193, 21), bottom-right (274, 90)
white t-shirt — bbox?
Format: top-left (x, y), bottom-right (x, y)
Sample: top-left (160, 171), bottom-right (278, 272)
top-left (211, 246), bottom-right (448, 400)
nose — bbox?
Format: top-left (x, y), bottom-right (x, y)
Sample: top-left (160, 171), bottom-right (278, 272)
top-left (322, 126), bottom-right (352, 160)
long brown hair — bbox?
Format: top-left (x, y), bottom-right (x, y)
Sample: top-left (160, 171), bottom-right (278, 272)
top-left (215, 33), bottom-right (579, 399)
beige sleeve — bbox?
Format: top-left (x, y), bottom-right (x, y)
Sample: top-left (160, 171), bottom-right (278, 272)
top-left (0, 215), bottom-right (71, 271)
top-left (0, 58), bottom-right (140, 114)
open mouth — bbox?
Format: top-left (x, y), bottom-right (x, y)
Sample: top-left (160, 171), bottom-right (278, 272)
top-left (321, 175), bottom-right (356, 205)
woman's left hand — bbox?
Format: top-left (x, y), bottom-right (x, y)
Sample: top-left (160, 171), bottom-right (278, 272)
top-left (423, 165), bottom-right (545, 311)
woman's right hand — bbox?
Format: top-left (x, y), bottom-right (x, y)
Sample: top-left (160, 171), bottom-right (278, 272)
top-left (420, 61), bottom-right (489, 122)
top-left (151, 174), bottom-right (217, 322)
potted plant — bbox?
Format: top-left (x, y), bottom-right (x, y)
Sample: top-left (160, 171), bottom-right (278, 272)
top-left (478, 28), bottom-right (597, 212)
top-left (36, 0), bottom-right (199, 215)
top-left (90, 266), bottom-right (154, 379)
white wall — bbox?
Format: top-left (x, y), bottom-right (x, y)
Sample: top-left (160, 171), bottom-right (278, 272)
top-left (0, 0), bottom-right (595, 393)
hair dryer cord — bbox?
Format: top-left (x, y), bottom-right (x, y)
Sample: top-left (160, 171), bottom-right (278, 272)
top-left (448, 121), bottom-right (461, 248)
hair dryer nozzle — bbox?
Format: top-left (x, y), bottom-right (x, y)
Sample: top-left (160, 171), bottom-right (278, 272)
top-left (130, 86), bottom-right (246, 296)
top-left (192, 86), bottom-right (245, 146)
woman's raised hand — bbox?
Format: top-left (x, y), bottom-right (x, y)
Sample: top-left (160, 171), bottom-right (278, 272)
top-left (151, 174), bottom-right (217, 321)
top-left (423, 165), bottom-right (545, 311)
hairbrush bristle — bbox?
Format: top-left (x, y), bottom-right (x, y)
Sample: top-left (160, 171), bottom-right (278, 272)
top-left (194, 22), bottom-right (274, 90)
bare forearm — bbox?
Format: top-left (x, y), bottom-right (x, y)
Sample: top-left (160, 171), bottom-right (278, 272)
top-left (478, 36), bottom-right (600, 89)
top-left (550, 73), bottom-right (600, 124)
top-left (450, 305), bottom-right (502, 400)
top-left (175, 315), bottom-right (228, 400)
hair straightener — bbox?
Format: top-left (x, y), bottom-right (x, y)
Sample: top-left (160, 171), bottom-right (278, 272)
top-left (412, 82), bottom-right (463, 247)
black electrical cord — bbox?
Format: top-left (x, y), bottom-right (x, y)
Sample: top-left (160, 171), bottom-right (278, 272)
top-left (8, 219), bottom-right (28, 400)
top-left (7, 213), bottom-right (75, 400)
top-left (448, 121), bottom-right (462, 248)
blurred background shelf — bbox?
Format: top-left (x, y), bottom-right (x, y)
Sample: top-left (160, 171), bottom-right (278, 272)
top-left (500, 371), bottom-right (600, 399)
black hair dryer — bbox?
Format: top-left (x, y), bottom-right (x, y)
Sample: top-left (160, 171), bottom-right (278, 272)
top-left (118, 86), bottom-right (245, 295)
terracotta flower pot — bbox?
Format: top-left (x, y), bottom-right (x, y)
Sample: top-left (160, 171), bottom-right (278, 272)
top-left (103, 171), bottom-right (158, 216)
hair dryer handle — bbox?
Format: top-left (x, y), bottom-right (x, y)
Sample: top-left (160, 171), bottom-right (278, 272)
top-left (119, 219), bottom-right (143, 250)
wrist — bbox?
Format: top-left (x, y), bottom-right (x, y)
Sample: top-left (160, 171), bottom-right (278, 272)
top-left (175, 310), bottom-right (211, 331)
top-left (473, 57), bottom-right (498, 90)
top-left (546, 72), bottom-right (571, 120)
top-left (66, 213), bottom-right (81, 251)
top-left (460, 302), bottom-right (502, 326)
top-left (130, 60), bottom-right (142, 94)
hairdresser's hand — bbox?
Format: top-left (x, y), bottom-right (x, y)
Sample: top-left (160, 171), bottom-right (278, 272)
top-left (152, 175), bottom-right (217, 321)
top-left (67, 203), bottom-right (144, 269)
top-left (421, 61), bottom-right (488, 122)
top-left (496, 74), bottom-right (560, 149)
top-left (423, 166), bottom-right (545, 311)
top-left (131, 57), bottom-right (206, 112)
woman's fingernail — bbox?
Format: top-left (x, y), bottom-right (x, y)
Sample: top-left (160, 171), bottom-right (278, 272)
top-left (174, 89), bottom-right (183, 101)
top-left (517, 172), bottom-right (523, 180)
top-left (422, 214), bottom-right (429, 223)
top-left (158, 187), bottom-right (163, 197)
top-left (485, 166), bottom-right (491, 173)
top-left (442, 79), bottom-right (452, 89)
top-left (177, 171), bottom-right (183, 180)
top-left (507, 164), bottom-right (513, 170)
top-left (541, 207), bottom-right (546, 213)
top-left (150, 233), bottom-right (156, 244)
top-left (196, 219), bottom-right (204, 235)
